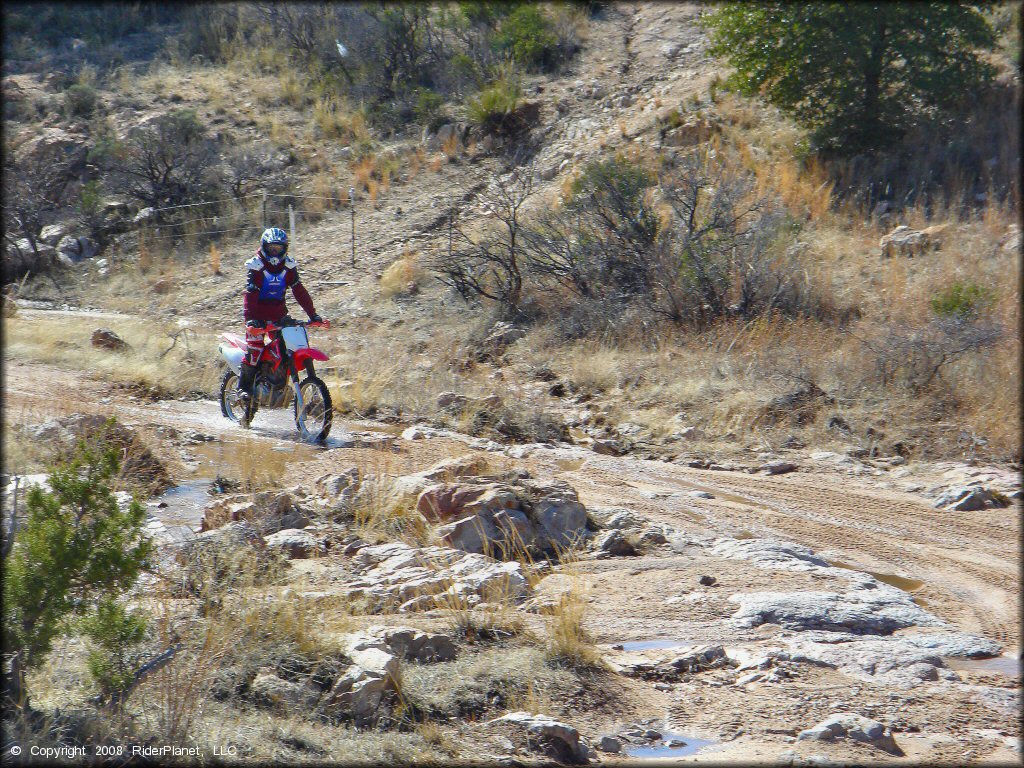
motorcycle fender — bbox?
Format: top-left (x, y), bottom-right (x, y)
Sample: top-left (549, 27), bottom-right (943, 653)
top-left (219, 343), bottom-right (245, 375)
top-left (293, 348), bottom-right (328, 368)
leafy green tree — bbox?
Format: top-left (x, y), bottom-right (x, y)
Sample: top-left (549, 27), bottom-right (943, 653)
top-left (2, 429), bottom-right (153, 711)
top-left (703, 3), bottom-right (997, 153)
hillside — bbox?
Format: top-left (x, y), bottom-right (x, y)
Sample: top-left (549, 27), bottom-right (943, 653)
top-left (2, 2), bottom-right (1021, 765)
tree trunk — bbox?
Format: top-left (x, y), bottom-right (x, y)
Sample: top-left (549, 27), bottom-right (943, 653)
top-left (861, 18), bottom-right (889, 145)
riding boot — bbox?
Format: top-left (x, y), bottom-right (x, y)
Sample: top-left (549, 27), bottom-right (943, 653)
top-left (237, 362), bottom-right (256, 401)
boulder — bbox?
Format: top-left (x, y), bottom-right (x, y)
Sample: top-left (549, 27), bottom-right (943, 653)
top-left (416, 482), bottom-right (518, 523)
top-left (662, 118), bottom-right (717, 147)
top-left (202, 490), bottom-right (307, 534)
top-left (798, 713), bottom-right (901, 754)
top-left (437, 513), bottom-right (502, 555)
top-left (56, 234), bottom-right (97, 262)
top-left (325, 638), bottom-right (400, 725)
top-left (591, 438), bottom-right (624, 456)
top-left (879, 225), bottom-right (945, 258)
top-left (39, 223), bottom-right (69, 246)
top-left (728, 587), bottom-right (944, 634)
top-left (763, 462), bottom-right (798, 476)
top-left (523, 479), bottom-right (588, 550)
top-left (483, 321), bottom-right (526, 349)
top-left (264, 528), bottom-right (322, 559)
top-left (437, 391), bottom-right (470, 411)
top-left (91, 328), bottom-right (131, 352)
top-left (594, 529), bottom-right (636, 556)
top-left (933, 486), bottom-right (1008, 511)
top-left (489, 711), bottom-right (589, 764)
top-left (587, 506), bottom-right (643, 530)
top-left (361, 626), bottom-right (458, 663)
top-left (401, 426), bottom-right (425, 440)
top-left (345, 542), bottom-right (530, 611)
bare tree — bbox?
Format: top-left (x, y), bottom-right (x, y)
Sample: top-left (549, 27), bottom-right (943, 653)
top-left (2, 146), bottom-right (71, 279)
top-left (432, 166), bottom-right (534, 317)
top-left (106, 109), bottom-right (222, 214)
top-left (224, 141), bottom-right (280, 201)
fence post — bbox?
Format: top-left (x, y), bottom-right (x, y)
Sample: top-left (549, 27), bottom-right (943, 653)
top-left (288, 203), bottom-right (296, 242)
top-left (349, 186), bottom-right (356, 267)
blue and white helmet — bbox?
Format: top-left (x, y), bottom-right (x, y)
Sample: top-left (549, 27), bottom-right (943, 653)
top-left (259, 227), bottom-right (288, 266)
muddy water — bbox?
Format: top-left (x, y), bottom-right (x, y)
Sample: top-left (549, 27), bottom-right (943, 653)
top-left (945, 654), bottom-right (1022, 678)
top-left (622, 730), bottom-right (720, 759)
top-left (829, 560), bottom-right (926, 593)
top-left (556, 458), bottom-right (587, 472)
top-left (617, 640), bottom-right (695, 652)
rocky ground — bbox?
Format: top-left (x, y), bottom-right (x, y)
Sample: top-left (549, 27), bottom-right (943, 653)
top-left (3, 3), bottom-right (1020, 765)
top-left (3, 354), bottom-right (1020, 765)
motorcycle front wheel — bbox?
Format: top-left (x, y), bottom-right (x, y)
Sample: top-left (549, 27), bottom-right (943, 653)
top-left (220, 369), bottom-right (257, 427)
top-left (294, 375), bottom-right (332, 442)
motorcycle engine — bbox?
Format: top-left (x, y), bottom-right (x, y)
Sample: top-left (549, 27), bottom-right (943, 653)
top-left (254, 368), bottom-right (291, 408)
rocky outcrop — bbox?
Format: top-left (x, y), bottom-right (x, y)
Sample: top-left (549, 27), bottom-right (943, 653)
top-left (264, 528), bottom-right (322, 559)
top-left (324, 634), bottom-right (401, 725)
top-left (879, 224), bottom-right (948, 258)
top-left (344, 541), bottom-right (531, 612)
top-left (413, 475), bottom-right (588, 556)
top-left (728, 587), bottom-right (944, 634)
top-left (933, 486), bottom-right (1009, 511)
top-left (489, 711), bottom-right (590, 764)
top-left (798, 713), bottom-right (901, 754)
top-left (201, 490), bottom-right (309, 534)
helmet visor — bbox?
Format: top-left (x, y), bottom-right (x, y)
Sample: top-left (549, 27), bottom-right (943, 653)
top-left (264, 242), bottom-right (286, 258)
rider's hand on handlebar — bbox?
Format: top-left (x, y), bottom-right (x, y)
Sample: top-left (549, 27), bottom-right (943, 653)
top-left (246, 319), bottom-right (266, 329)
top-left (309, 314), bottom-right (330, 329)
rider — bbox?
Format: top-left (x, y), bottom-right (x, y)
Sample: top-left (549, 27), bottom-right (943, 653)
top-left (238, 227), bottom-right (325, 403)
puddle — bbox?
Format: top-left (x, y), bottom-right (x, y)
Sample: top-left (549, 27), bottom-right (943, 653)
top-left (556, 458), bottom-right (586, 472)
top-left (945, 654), bottom-right (1021, 678)
top-left (829, 561), bottom-right (926, 593)
top-left (618, 640), bottom-right (694, 652)
top-left (623, 730), bottom-right (720, 759)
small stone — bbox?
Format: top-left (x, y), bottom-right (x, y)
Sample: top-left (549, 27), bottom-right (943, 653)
top-left (764, 462), bottom-right (798, 476)
top-left (597, 736), bottom-right (621, 753)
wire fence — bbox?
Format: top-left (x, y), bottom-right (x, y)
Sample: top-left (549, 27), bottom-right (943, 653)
top-left (138, 189), bottom-right (361, 264)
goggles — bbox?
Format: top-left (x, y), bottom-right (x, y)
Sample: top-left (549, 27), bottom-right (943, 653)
top-left (264, 242), bottom-right (286, 258)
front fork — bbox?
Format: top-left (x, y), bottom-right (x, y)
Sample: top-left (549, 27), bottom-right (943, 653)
top-left (290, 360), bottom-right (316, 432)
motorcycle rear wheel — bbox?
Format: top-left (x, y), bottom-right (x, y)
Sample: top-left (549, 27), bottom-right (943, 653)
top-left (294, 375), bottom-right (332, 442)
top-left (220, 369), bottom-right (257, 427)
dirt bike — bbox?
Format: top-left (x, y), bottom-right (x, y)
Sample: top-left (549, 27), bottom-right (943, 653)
top-left (218, 317), bottom-right (333, 442)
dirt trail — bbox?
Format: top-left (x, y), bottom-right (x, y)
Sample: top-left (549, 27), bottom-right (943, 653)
top-left (7, 357), bottom-right (1018, 658)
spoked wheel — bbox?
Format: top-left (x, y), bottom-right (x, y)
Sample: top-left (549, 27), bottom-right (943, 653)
top-left (294, 376), bottom-right (332, 442)
top-left (220, 369), bottom-right (256, 428)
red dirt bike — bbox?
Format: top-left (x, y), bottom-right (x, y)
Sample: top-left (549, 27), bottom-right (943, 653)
top-left (218, 317), bottom-right (333, 442)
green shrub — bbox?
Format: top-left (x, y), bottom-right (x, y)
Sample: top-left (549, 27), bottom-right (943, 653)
top-left (467, 77), bottom-right (521, 131)
top-left (2, 425), bottom-right (154, 709)
top-left (63, 83), bottom-right (98, 118)
top-left (414, 88), bottom-right (446, 130)
top-left (80, 599), bottom-right (148, 705)
top-left (930, 280), bottom-right (993, 319)
top-left (492, 5), bottom-right (560, 70)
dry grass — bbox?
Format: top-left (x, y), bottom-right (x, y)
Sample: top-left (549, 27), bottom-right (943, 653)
top-left (3, 313), bottom-right (222, 398)
top-left (380, 250), bottom-right (425, 299)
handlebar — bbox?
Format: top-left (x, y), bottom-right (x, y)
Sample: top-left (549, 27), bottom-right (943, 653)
top-left (259, 318), bottom-right (330, 332)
